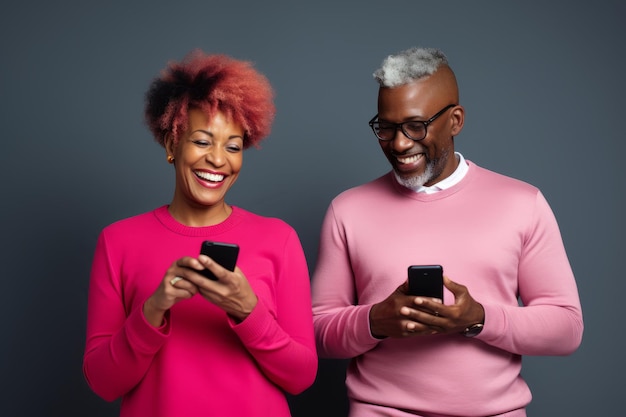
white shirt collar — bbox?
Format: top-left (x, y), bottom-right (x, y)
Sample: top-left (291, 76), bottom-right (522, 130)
top-left (410, 152), bottom-right (468, 194)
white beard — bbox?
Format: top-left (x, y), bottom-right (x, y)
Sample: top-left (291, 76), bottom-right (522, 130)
top-left (394, 164), bottom-right (434, 189)
top-left (393, 148), bottom-right (451, 190)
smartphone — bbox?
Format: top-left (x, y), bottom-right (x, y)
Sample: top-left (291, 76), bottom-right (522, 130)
top-left (199, 241), bottom-right (240, 280)
top-left (408, 265), bottom-right (443, 300)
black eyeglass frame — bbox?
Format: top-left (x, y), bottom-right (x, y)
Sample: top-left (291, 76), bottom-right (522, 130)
top-left (368, 104), bottom-right (457, 141)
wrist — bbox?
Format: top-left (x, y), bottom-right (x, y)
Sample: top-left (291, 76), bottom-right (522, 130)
top-left (143, 298), bottom-right (167, 327)
top-left (229, 295), bottom-right (258, 323)
top-left (462, 303), bottom-right (485, 338)
top-left (369, 304), bottom-right (387, 339)
top-left (462, 323), bottom-right (484, 337)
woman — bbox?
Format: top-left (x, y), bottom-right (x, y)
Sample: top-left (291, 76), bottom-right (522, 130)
top-left (83, 50), bottom-right (317, 417)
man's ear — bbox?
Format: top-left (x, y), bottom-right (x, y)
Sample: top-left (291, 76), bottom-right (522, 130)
top-left (450, 105), bottom-right (465, 136)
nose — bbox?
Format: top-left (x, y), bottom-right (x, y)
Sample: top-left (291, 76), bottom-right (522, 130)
top-left (206, 146), bottom-right (227, 167)
top-left (390, 128), bottom-right (415, 153)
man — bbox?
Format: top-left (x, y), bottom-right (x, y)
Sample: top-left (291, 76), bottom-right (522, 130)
top-left (311, 47), bottom-right (583, 417)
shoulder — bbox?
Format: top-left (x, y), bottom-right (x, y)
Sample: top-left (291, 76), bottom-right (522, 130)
top-left (234, 206), bottom-right (297, 236)
top-left (93, 208), bottom-right (164, 255)
top-left (331, 173), bottom-right (395, 207)
top-left (468, 161), bottom-right (540, 196)
top-left (465, 162), bottom-right (552, 219)
top-left (100, 208), bottom-right (161, 236)
top-left (233, 207), bottom-right (305, 253)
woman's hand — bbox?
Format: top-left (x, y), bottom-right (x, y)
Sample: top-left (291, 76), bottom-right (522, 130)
top-left (183, 254), bottom-right (258, 323)
top-left (142, 257), bottom-right (200, 327)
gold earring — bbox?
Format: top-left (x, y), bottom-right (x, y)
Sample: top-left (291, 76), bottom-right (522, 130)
top-left (167, 155), bottom-right (174, 163)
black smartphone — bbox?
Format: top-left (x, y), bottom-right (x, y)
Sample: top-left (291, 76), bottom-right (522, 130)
top-left (199, 241), bottom-right (240, 280)
top-left (407, 265), bottom-right (443, 300)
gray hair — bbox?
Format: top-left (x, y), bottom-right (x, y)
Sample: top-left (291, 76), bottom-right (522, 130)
top-left (373, 47), bottom-right (449, 87)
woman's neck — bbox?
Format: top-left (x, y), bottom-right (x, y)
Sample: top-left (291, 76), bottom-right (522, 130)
top-left (167, 201), bottom-right (232, 227)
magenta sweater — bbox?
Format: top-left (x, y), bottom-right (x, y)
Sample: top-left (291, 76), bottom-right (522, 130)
top-left (312, 162), bottom-right (583, 417)
top-left (84, 206), bottom-right (317, 417)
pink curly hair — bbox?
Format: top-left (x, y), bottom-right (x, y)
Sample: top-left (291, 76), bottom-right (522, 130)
top-left (144, 50), bottom-right (275, 149)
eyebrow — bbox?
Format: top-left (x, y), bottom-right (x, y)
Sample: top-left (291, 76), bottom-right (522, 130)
top-left (191, 129), bottom-right (244, 140)
top-left (376, 115), bottom-right (427, 123)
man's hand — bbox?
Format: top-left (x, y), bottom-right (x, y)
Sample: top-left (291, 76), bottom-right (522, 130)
top-left (369, 276), bottom-right (484, 338)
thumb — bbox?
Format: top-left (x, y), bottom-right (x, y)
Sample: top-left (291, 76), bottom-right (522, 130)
top-left (443, 276), bottom-right (465, 296)
top-left (397, 279), bottom-right (410, 295)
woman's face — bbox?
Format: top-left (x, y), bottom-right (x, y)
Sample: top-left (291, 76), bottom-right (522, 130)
top-left (167, 108), bottom-right (244, 213)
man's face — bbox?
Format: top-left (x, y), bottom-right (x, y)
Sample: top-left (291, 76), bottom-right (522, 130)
top-left (376, 69), bottom-right (462, 188)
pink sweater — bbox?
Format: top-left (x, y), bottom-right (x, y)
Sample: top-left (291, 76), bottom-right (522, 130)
top-left (84, 206), bottom-right (317, 417)
top-left (312, 162), bottom-right (583, 417)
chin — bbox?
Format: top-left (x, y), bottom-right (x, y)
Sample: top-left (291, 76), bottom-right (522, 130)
top-left (394, 168), bottom-right (432, 189)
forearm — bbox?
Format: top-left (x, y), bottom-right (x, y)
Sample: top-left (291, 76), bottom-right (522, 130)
top-left (314, 303), bottom-right (381, 358)
top-left (478, 302), bottom-right (583, 355)
top-left (83, 305), bottom-right (168, 401)
top-left (233, 299), bottom-right (317, 394)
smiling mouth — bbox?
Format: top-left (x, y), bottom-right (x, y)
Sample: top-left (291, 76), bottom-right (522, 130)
top-left (396, 154), bottom-right (424, 164)
top-left (195, 171), bottom-right (225, 182)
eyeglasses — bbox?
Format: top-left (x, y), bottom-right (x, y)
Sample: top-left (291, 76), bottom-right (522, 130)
top-left (368, 104), bottom-right (456, 141)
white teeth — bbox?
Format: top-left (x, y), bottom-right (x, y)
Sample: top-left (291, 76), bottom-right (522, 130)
top-left (195, 171), bottom-right (224, 182)
top-left (397, 155), bottom-right (420, 164)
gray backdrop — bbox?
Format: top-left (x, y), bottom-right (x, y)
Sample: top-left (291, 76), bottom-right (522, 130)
top-left (1, 1), bottom-right (623, 416)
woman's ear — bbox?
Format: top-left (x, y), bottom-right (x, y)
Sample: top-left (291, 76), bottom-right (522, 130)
top-left (164, 133), bottom-right (176, 161)
top-left (450, 105), bottom-right (465, 136)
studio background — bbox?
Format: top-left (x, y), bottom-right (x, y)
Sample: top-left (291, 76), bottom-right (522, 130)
top-left (1, 1), bottom-right (623, 416)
